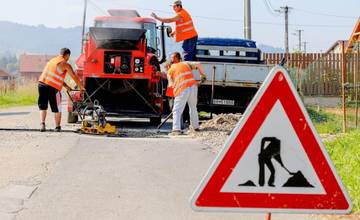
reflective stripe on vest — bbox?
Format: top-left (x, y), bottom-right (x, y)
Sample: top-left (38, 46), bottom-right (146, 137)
top-left (45, 76), bottom-right (62, 87)
top-left (179, 26), bottom-right (195, 33)
top-left (173, 78), bottom-right (196, 95)
top-left (175, 9), bottom-right (198, 42)
top-left (47, 70), bottom-right (64, 81)
top-left (173, 71), bottom-right (192, 85)
top-left (39, 56), bottom-right (66, 91)
top-left (169, 62), bottom-right (197, 97)
top-left (177, 20), bottom-right (193, 27)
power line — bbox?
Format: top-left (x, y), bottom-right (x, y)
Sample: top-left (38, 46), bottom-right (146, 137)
top-left (88, 0), bottom-right (108, 15)
top-left (86, 1), bottom-right (354, 28)
top-left (262, 0), bottom-right (280, 17)
top-left (294, 8), bottom-right (358, 19)
top-left (133, 6), bottom-right (354, 28)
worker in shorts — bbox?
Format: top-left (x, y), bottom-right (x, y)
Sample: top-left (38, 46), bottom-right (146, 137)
top-left (38, 48), bottom-right (84, 132)
top-left (167, 52), bottom-right (206, 135)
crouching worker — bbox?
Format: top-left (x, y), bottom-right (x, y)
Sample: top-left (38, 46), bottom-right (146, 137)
top-left (38, 48), bottom-right (84, 132)
top-left (167, 52), bottom-right (206, 135)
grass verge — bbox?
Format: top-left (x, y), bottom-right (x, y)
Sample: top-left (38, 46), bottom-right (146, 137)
top-left (307, 106), bottom-right (343, 134)
top-left (324, 131), bottom-right (360, 212)
top-left (0, 81), bottom-right (37, 108)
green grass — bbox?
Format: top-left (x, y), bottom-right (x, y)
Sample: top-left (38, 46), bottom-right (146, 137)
top-left (306, 106), bottom-right (359, 212)
top-left (324, 131), bottom-right (360, 212)
top-left (0, 82), bottom-right (37, 108)
top-left (307, 106), bottom-right (342, 134)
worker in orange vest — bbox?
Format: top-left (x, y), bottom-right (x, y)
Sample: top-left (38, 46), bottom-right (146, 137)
top-left (167, 52), bottom-right (206, 135)
top-left (151, 0), bottom-right (198, 61)
top-left (38, 48), bottom-right (84, 132)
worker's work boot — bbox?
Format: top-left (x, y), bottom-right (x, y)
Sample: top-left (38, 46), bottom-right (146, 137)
top-left (54, 126), bottom-right (61, 132)
top-left (40, 123), bottom-right (46, 132)
top-left (168, 130), bottom-right (183, 136)
top-left (187, 127), bottom-right (200, 135)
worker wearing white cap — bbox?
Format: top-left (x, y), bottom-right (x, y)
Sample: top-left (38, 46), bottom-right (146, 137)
top-left (151, 0), bottom-right (198, 61)
top-left (166, 52), bottom-right (206, 135)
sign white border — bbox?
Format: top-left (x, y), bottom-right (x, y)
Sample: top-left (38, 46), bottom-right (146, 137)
top-left (190, 66), bottom-right (352, 214)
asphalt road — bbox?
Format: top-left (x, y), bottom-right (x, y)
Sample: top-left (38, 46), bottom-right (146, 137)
top-left (0, 105), bottom-right (317, 220)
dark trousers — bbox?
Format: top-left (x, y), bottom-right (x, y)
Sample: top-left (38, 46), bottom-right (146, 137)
top-left (182, 36), bottom-right (198, 61)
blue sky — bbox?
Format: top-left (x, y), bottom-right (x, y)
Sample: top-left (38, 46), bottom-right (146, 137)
top-left (0, 0), bottom-right (359, 52)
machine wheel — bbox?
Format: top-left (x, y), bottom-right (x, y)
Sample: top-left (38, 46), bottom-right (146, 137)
top-left (150, 116), bottom-right (162, 126)
top-left (67, 112), bottom-right (78, 124)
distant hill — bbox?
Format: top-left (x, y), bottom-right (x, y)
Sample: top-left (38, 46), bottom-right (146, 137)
top-left (258, 44), bottom-right (284, 53)
top-left (0, 21), bottom-right (82, 56)
top-left (0, 20), bottom-right (283, 58)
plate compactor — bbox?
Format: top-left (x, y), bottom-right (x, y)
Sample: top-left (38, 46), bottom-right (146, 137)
top-left (66, 89), bottom-right (117, 135)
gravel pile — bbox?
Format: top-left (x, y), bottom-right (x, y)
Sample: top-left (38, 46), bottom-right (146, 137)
top-left (192, 113), bottom-right (242, 153)
top-left (192, 113), bottom-right (341, 154)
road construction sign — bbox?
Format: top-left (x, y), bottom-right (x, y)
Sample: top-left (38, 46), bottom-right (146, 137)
top-left (191, 66), bottom-right (352, 214)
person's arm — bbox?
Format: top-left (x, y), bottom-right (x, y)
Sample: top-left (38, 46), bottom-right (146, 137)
top-left (186, 62), bottom-right (206, 77)
top-left (62, 62), bottom-right (85, 90)
top-left (167, 69), bottom-right (174, 87)
top-left (167, 74), bottom-right (174, 87)
top-left (63, 82), bottom-right (72, 91)
top-left (150, 13), bottom-right (181, 23)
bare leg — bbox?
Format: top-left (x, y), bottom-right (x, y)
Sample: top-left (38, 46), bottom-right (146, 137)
top-left (40, 110), bottom-right (47, 124)
top-left (55, 112), bottom-right (61, 127)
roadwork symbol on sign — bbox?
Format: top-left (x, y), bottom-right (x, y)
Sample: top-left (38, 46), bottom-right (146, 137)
top-left (191, 66), bottom-right (352, 214)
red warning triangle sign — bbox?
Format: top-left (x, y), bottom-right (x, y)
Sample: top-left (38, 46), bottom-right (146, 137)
top-left (191, 66), bottom-right (352, 214)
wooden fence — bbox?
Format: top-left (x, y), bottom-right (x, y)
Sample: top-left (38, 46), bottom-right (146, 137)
top-left (263, 53), bottom-right (360, 98)
top-left (0, 78), bottom-right (16, 95)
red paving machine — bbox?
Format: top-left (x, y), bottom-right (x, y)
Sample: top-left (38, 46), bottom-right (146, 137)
top-left (67, 10), bottom-right (170, 129)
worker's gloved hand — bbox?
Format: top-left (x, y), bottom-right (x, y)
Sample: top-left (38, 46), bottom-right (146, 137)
top-left (200, 74), bottom-right (207, 83)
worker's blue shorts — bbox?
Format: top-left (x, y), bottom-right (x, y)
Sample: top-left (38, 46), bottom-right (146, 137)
top-left (38, 82), bottom-right (62, 113)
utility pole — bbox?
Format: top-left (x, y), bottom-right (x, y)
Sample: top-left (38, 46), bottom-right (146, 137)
top-left (341, 41), bottom-right (347, 133)
top-left (244, 0), bottom-right (252, 40)
top-left (276, 6), bottom-right (292, 54)
top-left (293, 29), bottom-right (304, 52)
top-left (303, 41), bottom-right (308, 53)
top-left (81, 0), bottom-right (88, 53)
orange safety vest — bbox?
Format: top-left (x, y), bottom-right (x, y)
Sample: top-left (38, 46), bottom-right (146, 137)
top-left (168, 62), bottom-right (197, 97)
top-left (175, 9), bottom-right (198, 42)
top-left (39, 56), bottom-right (67, 91)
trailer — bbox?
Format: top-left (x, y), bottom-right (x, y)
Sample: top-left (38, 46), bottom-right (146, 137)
top-left (195, 38), bottom-right (273, 113)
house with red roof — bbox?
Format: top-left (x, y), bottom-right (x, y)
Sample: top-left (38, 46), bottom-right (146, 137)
top-left (19, 54), bottom-right (56, 80)
top-left (0, 69), bottom-right (11, 81)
